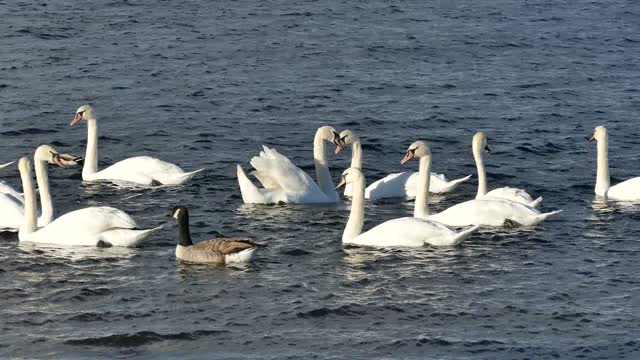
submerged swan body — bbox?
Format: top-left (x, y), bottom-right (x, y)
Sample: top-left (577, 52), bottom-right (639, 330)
top-left (237, 126), bottom-right (341, 204)
top-left (17, 157), bottom-right (161, 247)
top-left (335, 130), bottom-right (471, 199)
top-left (171, 206), bottom-right (257, 264)
top-left (71, 105), bottom-right (204, 186)
top-left (589, 125), bottom-right (640, 201)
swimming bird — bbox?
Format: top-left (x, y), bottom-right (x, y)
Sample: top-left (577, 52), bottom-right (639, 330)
top-left (171, 206), bottom-right (257, 264)
top-left (70, 104), bottom-right (204, 186)
top-left (236, 126), bottom-right (342, 204)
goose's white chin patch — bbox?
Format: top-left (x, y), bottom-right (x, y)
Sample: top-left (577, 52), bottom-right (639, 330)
top-left (172, 209), bottom-right (182, 219)
top-left (225, 248), bottom-right (256, 264)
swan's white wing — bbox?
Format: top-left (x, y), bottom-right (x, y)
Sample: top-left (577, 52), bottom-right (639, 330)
top-left (0, 193), bottom-right (24, 231)
top-left (608, 177), bottom-right (640, 201)
top-left (0, 181), bottom-right (23, 201)
top-left (349, 217), bottom-right (460, 247)
top-left (90, 156), bottom-right (201, 185)
top-left (24, 207), bottom-right (147, 246)
top-left (249, 146), bottom-right (320, 194)
top-left (37, 207), bottom-right (136, 236)
top-left (365, 171), bottom-right (415, 200)
top-left (428, 199), bottom-right (558, 227)
top-left (483, 187), bottom-right (534, 204)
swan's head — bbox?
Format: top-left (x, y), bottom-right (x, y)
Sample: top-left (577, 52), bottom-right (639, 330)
top-left (18, 157), bottom-right (31, 175)
top-left (334, 129), bottom-right (359, 154)
top-left (335, 167), bottom-right (364, 189)
top-left (34, 144), bottom-right (82, 168)
top-left (170, 206), bottom-right (189, 220)
top-left (70, 104), bottom-right (95, 126)
top-left (473, 131), bottom-right (491, 153)
top-left (317, 126), bottom-right (341, 147)
top-left (589, 125), bottom-right (607, 143)
top-left (401, 141), bottom-right (430, 164)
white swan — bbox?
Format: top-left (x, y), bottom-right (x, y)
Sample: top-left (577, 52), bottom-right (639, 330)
top-left (0, 145), bottom-right (78, 231)
top-left (472, 131), bottom-right (542, 207)
top-left (589, 125), bottom-right (640, 201)
top-left (338, 161), bottom-right (478, 247)
top-left (236, 126), bottom-right (341, 204)
top-left (70, 105), bottom-right (204, 186)
top-left (17, 157), bottom-right (162, 247)
top-left (335, 130), bottom-right (471, 199)
top-left (393, 141), bottom-right (561, 227)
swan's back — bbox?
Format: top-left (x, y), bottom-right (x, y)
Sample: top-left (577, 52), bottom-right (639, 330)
top-left (91, 156), bottom-right (189, 185)
top-left (348, 217), bottom-right (457, 247)
top-left (607, 177), bottom-right (640, 201)
top-left (483, 186), bottom-right (534, 204)
top-left (29, 206), bottom-right (138, 245)
top-left (429, 199), bottom-right (548, 227)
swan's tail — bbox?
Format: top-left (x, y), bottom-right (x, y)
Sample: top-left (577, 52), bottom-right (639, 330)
top-left (101, 224), bottom-right (164, 247)
top-left (451, 225), bottom-right (480, 246)
top-left (441, 174), bottom-right (472, 192)
top-left (237, 164), bottom-right (264, 204)
top-left (174, 168), bottom-right (205, 184)
top-left (528, 196), bottom-right (543, 208)
top-left (534, 209), bottom-right (562, 224)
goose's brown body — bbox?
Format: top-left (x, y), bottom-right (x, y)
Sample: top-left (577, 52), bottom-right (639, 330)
top-left (176, 238), bottom-right (257, 264)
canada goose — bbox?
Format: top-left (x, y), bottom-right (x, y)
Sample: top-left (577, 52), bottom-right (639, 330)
top-left (170, 206), bottom-right (257, 264)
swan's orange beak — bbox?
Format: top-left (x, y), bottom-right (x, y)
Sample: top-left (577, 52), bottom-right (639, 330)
top-left (70, 113), bottom-right (83, 126)
top-left (335, 145), bottom-right (344, 155)
top-left (401, 150), bottom-right (415, 164)
top-left (587, 135), bottom-right (596, 142)
top-left (335, 177), bottom-right (347, 189)
top-left (51, 153), bottom-right (66, 169)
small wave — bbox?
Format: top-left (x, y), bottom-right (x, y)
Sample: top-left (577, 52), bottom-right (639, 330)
top-left (65, 329), bottom-right (228, 347)
top-left (296, 304), bottom-right (366, 318)
top-left (0, 128), bottom-right (58, 136)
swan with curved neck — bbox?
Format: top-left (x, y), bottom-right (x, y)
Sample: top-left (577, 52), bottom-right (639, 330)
top-left (236, 126), bottom-right (341, 204)
top-left (472, 131), bottom-right (542, 207)
top-left (337, 141), bottom-right (479, 247)
top-left (589, 125), bottom-right (640, 201)
top-left (17, 156), bottom-right (162, 247)
top-left (0, 145), bottom-right (78, 231)
top-left (70, 105), bottom-right (204, 186)
top-left (335, 130), bottom-right (471, 199)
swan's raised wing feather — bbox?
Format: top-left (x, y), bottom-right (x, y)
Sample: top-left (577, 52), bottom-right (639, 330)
top-left (249, 146), bottom-right (317, 193)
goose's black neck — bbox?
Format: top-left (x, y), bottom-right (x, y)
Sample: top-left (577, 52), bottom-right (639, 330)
top-left (176, 209), bottom-right (193, 247)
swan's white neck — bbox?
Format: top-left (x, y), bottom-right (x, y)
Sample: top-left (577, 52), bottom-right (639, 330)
top-left (343, 175), bottom-right (365, 243)
top-left (413, 155), bottom-right (431, 218)
top-left (34, 159), bottom-right (54, 224)
top-left (595, 134), bottom-right (610, 196)
top-left (83, 118), bottom-right (99, 178)
top-left (473, 142), bottom-right (487, 199)
top-left (19, 163), bottom-right (37, 237)
top-left (350, 140), bottom-right (362, 169)
top-left (313, 130), bottom-right (336, 199)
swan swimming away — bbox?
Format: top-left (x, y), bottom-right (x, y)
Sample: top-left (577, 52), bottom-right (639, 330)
top-left (334, 130), bottom-right (471, 199)
top-left (70, 105), bottom-right (204, 186)
top-left (396, 141), bottom-right (562, 227)
top-left (16, 157), bottom-right (162, 247)
top-left (0, 145), bottom-right (81, 231)
top-left (472, 131), bottom-right (542, 208)
top-left (589, 125), bottom-right (640, 201)
top-left (337, 140), bottom-right (478, 247)
top-left (171, 206), bottom-right (257, 264)
top-left (236, 126), bottom-right (341, 204)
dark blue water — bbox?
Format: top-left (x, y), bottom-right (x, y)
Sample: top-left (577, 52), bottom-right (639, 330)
top-left (1, 0), bottom-right (640, 358)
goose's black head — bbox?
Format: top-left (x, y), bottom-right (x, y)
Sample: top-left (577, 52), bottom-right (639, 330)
top-left (170, 206), bottom-right (189, 221)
